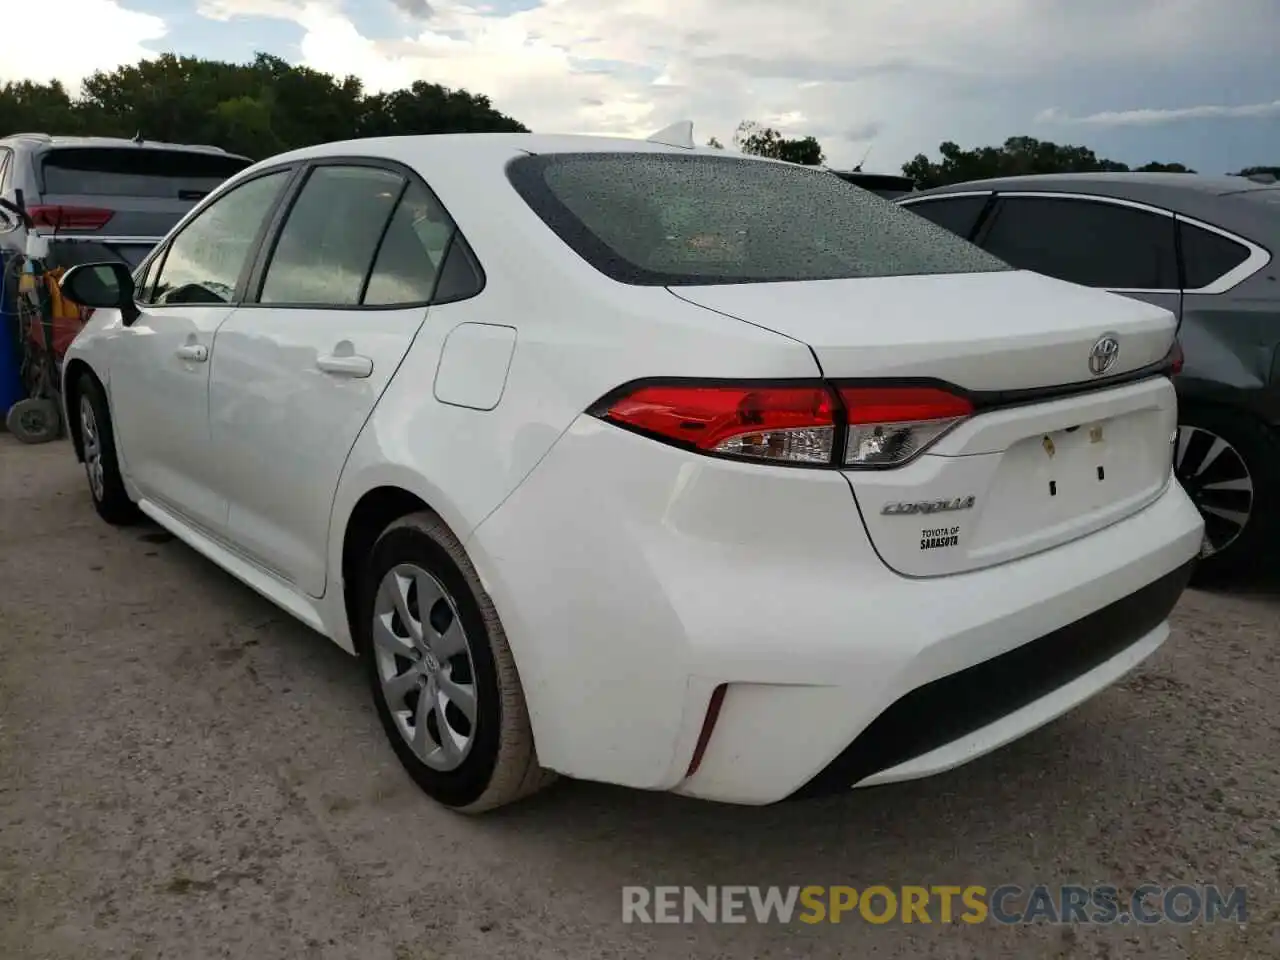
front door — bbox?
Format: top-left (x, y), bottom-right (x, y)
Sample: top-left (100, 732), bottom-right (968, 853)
top-left (108, 168), bottom-right (294, 535)
top-left (208, 163), bottom-right (463, 595)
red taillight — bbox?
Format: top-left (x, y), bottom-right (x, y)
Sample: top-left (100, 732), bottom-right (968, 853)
top-left (599, 382), bottom-right (837, 465)
top-left (27, 205), bottom-right (114, 231)
top-left (838, 385), bottom-right (973, 467)
top-left (594, 380), bottom-right (974, 468)
top-left (1169, 339), bottom-right (1184, 376)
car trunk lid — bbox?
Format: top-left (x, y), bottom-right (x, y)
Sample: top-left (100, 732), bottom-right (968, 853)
top-left (669, 270), bottom-right (1179, 576)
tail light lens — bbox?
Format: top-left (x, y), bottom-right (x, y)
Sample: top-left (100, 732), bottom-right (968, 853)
top-left (598, 384), bottom-right (836, 465)
top-left (27, 205), bottom-right (114, 231)
top-left (838, 385), bottom-right (973, 467)
top-left (592, 381), bottom-right (973, 468)
top-left (1169, 339), bottom-right (1184, 376)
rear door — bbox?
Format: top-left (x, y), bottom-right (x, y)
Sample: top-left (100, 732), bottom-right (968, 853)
top-left (207, 160), bottom-right (478, 596)
top-left (36, 146), bottom-right (252, 269)
top-left (973, 193), bottom-right (1183, 324)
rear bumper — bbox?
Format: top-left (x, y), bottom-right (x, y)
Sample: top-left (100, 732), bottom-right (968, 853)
top-left (789, 559), bottom-right (1192, 799)
top-left (466, 416), bottom-right (1204, 805)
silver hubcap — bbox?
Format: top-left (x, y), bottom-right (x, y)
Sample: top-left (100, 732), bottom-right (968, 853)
top-left (80, 396), bottom-right (105, 501)
top-left (372, 564), bottom-right (478, 771)
top-left (1174, 424), bottom-right (1254, 558)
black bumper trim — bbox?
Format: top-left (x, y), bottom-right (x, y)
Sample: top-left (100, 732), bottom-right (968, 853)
top-left (788, 559), bottom-right (1195, 801)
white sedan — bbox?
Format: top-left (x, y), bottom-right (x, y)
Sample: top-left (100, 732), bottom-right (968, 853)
top-left (57, 124), bottom-right (1204, 812)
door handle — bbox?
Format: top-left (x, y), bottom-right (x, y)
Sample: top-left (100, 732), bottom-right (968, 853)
top-left (175, 344), bottom-right (208, 362)
top-left (316, 353), bottom-right (373, 378)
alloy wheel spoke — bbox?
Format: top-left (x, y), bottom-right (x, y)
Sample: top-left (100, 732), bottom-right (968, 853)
top-left (437, 673), bottom-right (477, 723)
top-left (389, 573), bottom-right (423, 644)
top-left (435, 688), bottom-right (463, 762)
top-left (1201, 504), bottom-right (1249, 528)
top-left (432, 619), bottom-right (467, 660)
top-left (382, 667), bottom-right (423, 704)
top-left (413, 678), bottom-right (436, 757)
top-left (372, 612), bottom-right (417, 660)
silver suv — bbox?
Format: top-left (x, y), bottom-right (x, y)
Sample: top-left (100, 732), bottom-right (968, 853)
top-left (0, 133), bottom-right (252, 269)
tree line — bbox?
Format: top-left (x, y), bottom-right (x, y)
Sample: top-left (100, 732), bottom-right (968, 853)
top-left (0, 53), bottom-right (525, 162)
top-left (3, 53), bottom-right (1274, 188)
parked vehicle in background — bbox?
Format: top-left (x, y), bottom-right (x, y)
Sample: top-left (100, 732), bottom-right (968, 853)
top-left (830, 169), bottom-right (917, 199)
top-left (898, 173), bottom-right (1280, 581)
top-left (0, 133), bottom-right (252, 269)
top-left (56, 129), bottom-right (1200, 813)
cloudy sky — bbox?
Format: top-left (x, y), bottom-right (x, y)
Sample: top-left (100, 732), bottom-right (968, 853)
top-left (6, 0), bottom-right (1279, 173)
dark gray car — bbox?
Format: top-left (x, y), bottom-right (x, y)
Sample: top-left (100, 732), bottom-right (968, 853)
top-left (0, 133), bottom-right (252, 269)
top-left (898, 172), bottom-right (1280, 581)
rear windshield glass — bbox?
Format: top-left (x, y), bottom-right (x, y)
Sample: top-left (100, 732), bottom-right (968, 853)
top-left (41, 148), bottom-right (252, 199)
top-left (506, 152), bottom-right (1009, 286)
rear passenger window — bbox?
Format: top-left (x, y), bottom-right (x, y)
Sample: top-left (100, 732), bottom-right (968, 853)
top-left (902, 196), bottom-right (990, 241)
top-left (980, 197), bottom-right (1178, 290)
top-left (260, 165), bottom-right (405, 306)
top-left (1179, 222), bottom-right (1251, 289)
top-left (362, 181), bottom-right (453, 306)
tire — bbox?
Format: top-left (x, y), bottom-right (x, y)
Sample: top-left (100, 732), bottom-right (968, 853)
top-left (1175, 403), bottom-right (1280, 584)
top-left (357, 512), bottom-right (555, 812)
top-left (76, 373), bottom-right (143, 526)
top-left (5, 397), bottom-right (61, 444)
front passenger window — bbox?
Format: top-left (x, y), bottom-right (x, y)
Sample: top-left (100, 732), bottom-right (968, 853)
top-left (151, 170), bottom-right (290, 306)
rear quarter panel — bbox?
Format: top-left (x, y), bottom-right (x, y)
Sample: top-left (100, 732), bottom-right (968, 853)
top-left (323, 144), bottom-right (820, 645)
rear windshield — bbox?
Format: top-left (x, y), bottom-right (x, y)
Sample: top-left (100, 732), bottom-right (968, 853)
top-left (40, 148), bottom-right (252, 200)
top-left (506, 152), bottom-right (1009, 286)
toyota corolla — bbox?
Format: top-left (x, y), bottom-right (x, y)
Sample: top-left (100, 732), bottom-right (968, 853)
top-left (56, 126), bottom-right (1203, 812)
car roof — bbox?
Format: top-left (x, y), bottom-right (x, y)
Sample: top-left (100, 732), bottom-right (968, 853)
top-left (255, 131), bottom-right (760, 168)
top-left (904, 172), bottom-right (1280, 239)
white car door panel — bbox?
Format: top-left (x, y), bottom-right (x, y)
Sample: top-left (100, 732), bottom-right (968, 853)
top-left (208, 307), bottom-right (428, 594)
top-left (207, 162), bottom-right (456, 596)
top-left (107, 167), bottom-right (295, 535)
top-left (109, 305), bottom-right (234, 532)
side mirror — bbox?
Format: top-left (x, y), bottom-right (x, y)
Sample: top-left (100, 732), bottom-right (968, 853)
top-left (59, 261), bottom-right (140, 325)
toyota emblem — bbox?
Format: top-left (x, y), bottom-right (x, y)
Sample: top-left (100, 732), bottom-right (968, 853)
top-left (1089, 334), bottom-right (1120, 376)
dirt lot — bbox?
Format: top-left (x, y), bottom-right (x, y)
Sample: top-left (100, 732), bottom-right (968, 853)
top-left (1, 434), bottom-right (1278, 960)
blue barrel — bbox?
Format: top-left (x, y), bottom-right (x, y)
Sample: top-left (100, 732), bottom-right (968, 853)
top-left (0, 253), bottom-right (25, 416)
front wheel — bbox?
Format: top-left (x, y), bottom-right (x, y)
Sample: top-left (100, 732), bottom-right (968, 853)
top-left (357, 512), bottom-right (555, 812)
top-left (76, 374), bottom-right (142, 526)
top-left (1174, 405), bottom-right (1280, 583)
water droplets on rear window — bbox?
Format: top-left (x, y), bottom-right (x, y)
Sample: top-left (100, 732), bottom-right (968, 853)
top-left (507, 152), bottom-right (1011, 286)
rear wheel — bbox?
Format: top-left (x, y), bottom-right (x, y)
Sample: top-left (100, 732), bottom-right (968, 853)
top-left (357, 512), bottom-right (555, 812)
top-left (1175, 404), bottom-right (1280, 583)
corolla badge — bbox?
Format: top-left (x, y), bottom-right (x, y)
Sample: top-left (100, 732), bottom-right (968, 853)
top-left (1089, 333), bottom-right (1120, 376)
top-left (882, 496), bottom-right (976, 516)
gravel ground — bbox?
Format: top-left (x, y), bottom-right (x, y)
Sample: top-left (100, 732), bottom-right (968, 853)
top-left (1, 434), bottom-right (1278, 960)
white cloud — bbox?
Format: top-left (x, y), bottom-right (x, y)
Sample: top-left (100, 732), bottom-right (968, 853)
top-left (190, 0), bottom-right (1279, 166)
top-left (0, 0), bottom-right (166, 91)
top-left (9, 0), bottom-right (1278, 170)
top-left (1038, 100), bottom-right (1280, 127)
